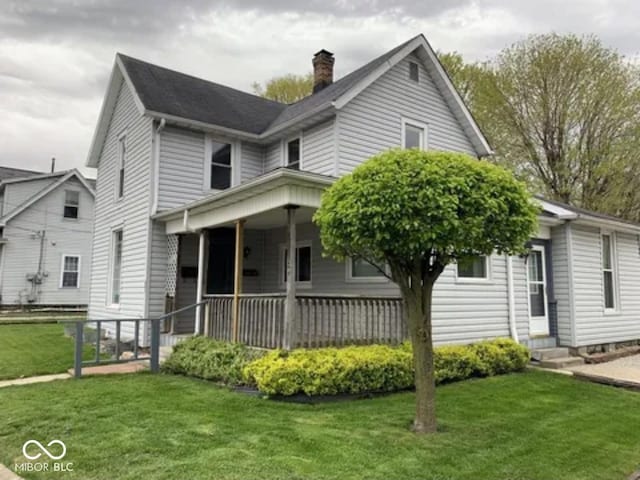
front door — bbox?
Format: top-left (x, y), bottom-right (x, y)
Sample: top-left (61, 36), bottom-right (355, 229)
top-left (206, 228), bottom-right (236, 294)
top-left (528, 245), bottom-right (549, 336)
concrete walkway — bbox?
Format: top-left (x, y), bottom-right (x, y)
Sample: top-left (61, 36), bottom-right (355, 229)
top-left (0, 464), bottom-right (23, 480)
top-left (568, 354), bottom-right (640, 389)
top-left (0, 373), bottom-right (70, 389)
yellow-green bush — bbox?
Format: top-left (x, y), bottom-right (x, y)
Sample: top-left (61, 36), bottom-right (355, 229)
top-left (244, 338), bottom-right (529, 396)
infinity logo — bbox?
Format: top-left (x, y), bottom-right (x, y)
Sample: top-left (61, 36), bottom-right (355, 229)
top-left (22, 440), bottom-right (67, 460)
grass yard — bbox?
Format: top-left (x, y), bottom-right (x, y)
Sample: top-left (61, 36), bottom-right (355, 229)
top-left (0, 323), bottom-right (94, 380)
top-left (1, 370), bottom-right (639, 479)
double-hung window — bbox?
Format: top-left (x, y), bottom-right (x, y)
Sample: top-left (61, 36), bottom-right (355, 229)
top-left (402, 119), bottom-right (426, 149)
top-left (63, 190), bottom-right (79, 219)
top-left (281, 242), bottom-right (311, 286)
top-left (210, 141), bottom-right (232, 190)
top-left (60, 255), bottom-right (80, 288)
top-left (286, 138), bottom-right (301, 170)
top-left (457, 255), bottom-right (489, 281)
top-left (117, 135), bottom-right (126, 198)
top-left (110, 230), bottom-right (123, 305)
top-left (602, 233), bottom-right (617, 310)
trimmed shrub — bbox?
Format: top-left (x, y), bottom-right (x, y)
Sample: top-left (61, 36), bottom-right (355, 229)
top-left (244, 338), bottom-right (529, 396)
top-left (161, 336), bottom-right (263, 385)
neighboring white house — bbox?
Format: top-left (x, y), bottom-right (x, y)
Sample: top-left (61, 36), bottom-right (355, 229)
top-left (85, 34), bottom-right (640, 353)
top-left (0, 167), bottom-right (95, 307)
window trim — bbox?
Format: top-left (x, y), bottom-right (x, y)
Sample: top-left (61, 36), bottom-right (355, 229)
top-left (601, 231), bottom-right (619, 313)
top-left (284, 133), bottom-right (303, 170)
top-left (345, 257), bottom-right (389, 283)
top-left (63, 189), bottom-right (80, 220)
top-left (116, 131), bottom-right (127, 200)
top-left (455, 255), bottom-right (492, 284)
top-left (107, 228), bottom-right (123, 308)
top-left (279, 240), bottom-right (312, 289)
top-left (401, 118), bottom-right (428, 150)
top-left (409, 61), bottom-right (420, 82)
top-left (203, 134), bottom-right (239, 192)
top-left (59, 254), bottom-right (81, 289)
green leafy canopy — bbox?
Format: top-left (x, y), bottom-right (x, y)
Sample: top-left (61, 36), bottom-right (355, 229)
top-left (314, 150), bottom-right (539, 271)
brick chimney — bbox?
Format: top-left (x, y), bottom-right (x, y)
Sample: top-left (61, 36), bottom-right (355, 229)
top-left (312, 49), bottom-right (334, 93)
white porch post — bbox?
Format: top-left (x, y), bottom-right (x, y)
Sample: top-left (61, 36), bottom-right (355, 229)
top-left (283, 206), bottom-right (298, 350)
top-left (195, 230), bottom-right (206, 335)
top-left (232, 219), bottom-right (245, 343)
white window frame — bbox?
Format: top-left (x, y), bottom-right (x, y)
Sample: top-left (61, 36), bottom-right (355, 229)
top-left (279, 240), bottom-right (312, 289)
top-left (203, 134), bottom-right (240, 192)
top-left (107, 228), bottom-right (123, 308)
top-left (345, 257), bottom-right (389, 283)
top-left (59, 254), bottom-right (81, 289)
top-left (116, 131), bottom-right (127, 200)
top-left (63, 189), bottom-right (80, 220)
top-left (455, 255), bottom-right (492, 283)
top-left (601, 231), bottom-right (619, 313)
top-left (401, 118), bottom-right (428, 150)
top-left (284, 133), bottom-right (303, 170)
top-left (409, 61), bottom-right (420, 82)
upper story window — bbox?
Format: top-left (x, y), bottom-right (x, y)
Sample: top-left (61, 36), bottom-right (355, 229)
top-left (286, 138), bottom-right (301, 170)
top-left (63, 190), bottom-right (79, 219)
top-left (117, 134), bottom-right (126, 198)
top-left (402, 120), bottom-right (426, 149)
top-left (409, 61), bottom-right (419, 82)
top-left (457, 255), bottom-right (489, 281)
top-left (60, 255), bottom-right (80, 288)
top-left (602, 233), bottom-right (617, 310)
top-left (210, 141), bottom-right (232, 190)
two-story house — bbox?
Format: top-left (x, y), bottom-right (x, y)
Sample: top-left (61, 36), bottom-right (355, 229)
top-left (86, 34), bottom-right (640, 357)
top-left (0, 166), bottom-right (95, 307)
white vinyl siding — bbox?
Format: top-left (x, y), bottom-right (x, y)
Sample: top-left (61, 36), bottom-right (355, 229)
top-left (337, 53), bottom-right (476, 175)
top-left (241, 142), bottom-right (264, 183)
top-left (301, 119), bottom-right (335, 176)
top-left (0, 176), bottom-right (93, 305)
top-left (264, 141), bottom-right (282, 173)
top-left (550, 224), bottom-right (574, 346)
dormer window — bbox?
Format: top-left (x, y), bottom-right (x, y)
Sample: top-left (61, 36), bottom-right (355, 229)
top-left (286, 138), bottom-right (301, 170)
top-left (409, 61), bottom-right (419, 82)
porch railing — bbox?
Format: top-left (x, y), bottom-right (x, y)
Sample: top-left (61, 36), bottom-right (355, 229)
top-left (204, 293), bottom-right (405, 349)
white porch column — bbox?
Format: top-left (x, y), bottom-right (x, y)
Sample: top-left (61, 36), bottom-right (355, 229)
top-left (232, 219), bottom-right (245, 343)
top-left (195, 230), bottom-right (206, 335)
top-left (283, 206), bottom-right (298, 349)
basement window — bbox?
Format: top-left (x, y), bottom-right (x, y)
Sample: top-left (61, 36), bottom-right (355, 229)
top-left (63, 190), bottom-right (79, 219)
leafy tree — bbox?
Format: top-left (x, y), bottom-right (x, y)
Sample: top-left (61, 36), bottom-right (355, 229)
top-left (314, 150), bottom-right (538, 433)
top-left (252, 73), bottom-right (313, 103)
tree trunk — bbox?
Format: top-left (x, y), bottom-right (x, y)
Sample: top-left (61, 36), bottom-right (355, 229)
top-left (404, 280), bottom-right (437, 434)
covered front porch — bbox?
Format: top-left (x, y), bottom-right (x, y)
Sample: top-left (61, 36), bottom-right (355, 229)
top-left (155, 169), bottom-right (406, 349)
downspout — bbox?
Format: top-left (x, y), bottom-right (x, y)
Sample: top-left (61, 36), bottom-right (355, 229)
top-left (506, 255), bottom-right (519, 343)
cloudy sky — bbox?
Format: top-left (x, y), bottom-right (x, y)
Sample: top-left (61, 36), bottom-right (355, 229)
top-left (1, 0), bottom-right (639, 177)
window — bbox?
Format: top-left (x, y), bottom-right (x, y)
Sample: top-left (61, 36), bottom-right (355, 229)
top-left (210, 141), bottom-right (232, 190)
top-left (110, 230), bottom-right (123, 305)
top-left (60, 255), bottom-right (80, 288)
top-left (281, 242), bottom-right (311, 286)
top-left (457, 256), bottom-right (489, 280)
top-left (286, 138), bottom-right (301, 170)
top-left (402, 121), bottom-right (425, 149)
top-left (63, 190), bottom-right (79, 219)
top-left (346, 257), bottom-right (387, 282)
top-left (117, 135), bottom-right (126, 198)
top-left (409, 61), bottom-right (419, 82)
top-left (602, 233), bottom-right (616, 310)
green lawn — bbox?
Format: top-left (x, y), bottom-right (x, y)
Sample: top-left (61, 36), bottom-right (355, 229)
top-left (1, 370), bottom-right (639, 479)
top-left (0, 323), bottom-right (93, 380)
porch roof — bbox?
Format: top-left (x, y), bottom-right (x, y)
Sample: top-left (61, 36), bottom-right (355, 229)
top-left (153, 168), bottom-right (336, 234)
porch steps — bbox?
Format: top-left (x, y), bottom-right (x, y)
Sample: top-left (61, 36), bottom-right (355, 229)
top-left (531, 347), bottom-right (585, 369)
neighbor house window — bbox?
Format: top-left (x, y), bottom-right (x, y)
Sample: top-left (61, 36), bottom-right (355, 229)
top-left (286, 138), bottom-right (301, 170)
top-left (409, 61), bottom-right (419, 82)
top-left (281, 242), bottom-right (311, 286)
top-left (117, 135), bottom-right (126, 198)
top-left (63, 190), bottom-right (79, 219)
top-left (346, 257), bottom-right (387, 282)
top-left (110, 230), bottom-right (123, 305)
top-left (602, 233), bottom-right (616, 310)
top-left (60, 255), bottom-right (80, 288)
top-left (402, 120), bottom-right (426, 149)
top-left (457, 256), bottom-right (489, 280)
top-left (210, 141), bottom-right (232, 190)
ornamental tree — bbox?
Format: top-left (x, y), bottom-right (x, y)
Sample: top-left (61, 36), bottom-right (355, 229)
top-left (314, 150), bottom-right (538, 434)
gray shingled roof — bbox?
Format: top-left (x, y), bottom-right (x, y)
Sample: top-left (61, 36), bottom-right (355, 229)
top-left (0, 166), bottom-right (44, 182)
top-left (538, 195), bottom-right (640, 228)
top-left (118, 35), bottom-right (420, 135)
